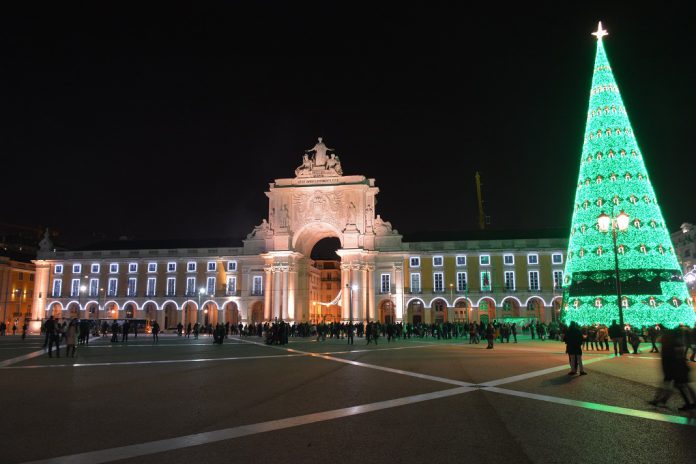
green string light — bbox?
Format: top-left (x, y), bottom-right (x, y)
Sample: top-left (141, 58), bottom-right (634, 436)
top-left (561, 24), bottom-right (695, 328)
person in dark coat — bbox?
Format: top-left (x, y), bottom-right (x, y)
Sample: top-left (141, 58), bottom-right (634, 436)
top-left (649, 328), bottom-right (696, 410)
top-left (564, 321), bottom-right (587, 375)
top-left (608, 320), bottom-right (625, 355)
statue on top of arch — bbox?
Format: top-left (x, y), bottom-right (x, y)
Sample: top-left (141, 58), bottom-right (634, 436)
top-left (295, 137), bottom-right (343, 177)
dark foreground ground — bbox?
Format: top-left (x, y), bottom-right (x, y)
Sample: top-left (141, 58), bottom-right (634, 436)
top-left (1, 332), bottom-right (695, 464)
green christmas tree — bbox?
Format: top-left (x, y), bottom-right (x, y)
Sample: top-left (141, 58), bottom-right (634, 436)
top-left (561, 23), bottom-right (695, 328)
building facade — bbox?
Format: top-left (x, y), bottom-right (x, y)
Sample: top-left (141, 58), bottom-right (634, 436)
top-left (1, 256), bottom-right (35, 328)
top-left (31, 139), bottom-right (567, 330)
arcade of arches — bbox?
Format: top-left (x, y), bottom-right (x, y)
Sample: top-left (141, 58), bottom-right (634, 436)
top-left (31, 139), bottom-right (566, 329)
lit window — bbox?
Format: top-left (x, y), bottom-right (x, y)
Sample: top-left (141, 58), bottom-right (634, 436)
top-left (167, 262), bottom-right (176, 272)
top-left (433, 256), bottom-right (443, 267)
top-left (187, 262), bottom-right (197, 272)
top-left (456, 256), bottom-right (466, 266)
top-left (456, 272), bottom-right (467, 292)
top-left (52, 279), bottom-right (62, 297)
top-left (89, 278), bottom-right (99, 297)
top-left (127, 278), bottom-right (137, 296)
top-left (480, 271), bottom-right (491, 291)
top-left (72, 264), bottom-right (81, 274)
top-left (527, 254), bottom-right (539, 265)
top-left (128, 263), bottom-right (138, 273)
top-left (109, 263), bottom-right (119, 274)
top-left (54, 264), bottom-right (63, 274)
top-left (107, 278), bottom-right (118, 296)
top-left (504, 271), bottom-right (515, 291)
top-left (166, 278), bottom-right (176, 296)
top-left (409, 257), bottom-right (420, 268)
top-left (147, 278), bottom-right (156, 296)
top-left (529, 271), bottom-right (540, 291)
top-left (381, 274), bottom-right (391, 293)
top-left (252, 276), bottom-right (263, 295)
top-left (148, 262), bottom-right (157, 273)
top-left (503, 254), bottom-right (514, 265)
top-left (186, 277), bottom-right (196, 295)
top-left (553, 271), bottom-right (563, 289)
top-left (207, 277), bottom-right (216, 295)
top-left (207, 261), bottom-right (217, 272)
top-left (552, 253), bottom-right (563, 264)
top-left (410, 273), bottom-right (421, 293)
top-left (480, 255), bottom-right (490, 266)
top-left (91, 263), bottom-right (100, 274)
top-left (226, 276), bottom-right (237, 294)
top-left (433, 272), bottom-right (444, 292)
top-left (227, 261), bottom-right (237, 272)
top-left (71, 279), bottom-right (80, 297)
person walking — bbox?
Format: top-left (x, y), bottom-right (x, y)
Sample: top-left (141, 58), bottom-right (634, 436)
top-left (649, 328), bottom-right (696, 411)
top-left (649, 324), bottom-right (661, 353)
top-left (565, 321), bottom-right (587, 375)
top-left (65, 319), bottom-right (77, 358)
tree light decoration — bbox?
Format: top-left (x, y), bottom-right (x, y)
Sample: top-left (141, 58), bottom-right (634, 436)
top-left (561, 23), bottom-right (695, 328)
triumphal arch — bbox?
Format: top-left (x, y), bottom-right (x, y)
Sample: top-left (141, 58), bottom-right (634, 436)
top-left (242, 137), bottom-right (403, 323)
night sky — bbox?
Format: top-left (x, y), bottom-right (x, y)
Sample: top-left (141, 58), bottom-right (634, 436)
top-left (1, 2), bottom-right (694, 249)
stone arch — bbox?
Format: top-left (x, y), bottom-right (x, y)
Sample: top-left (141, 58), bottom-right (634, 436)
top-left (454, 298), bottom-right (470, 322)
top-left (406, 298), bottom-right (425, 325)
top-left (201, 300), bottom-right (219, 326)
top-left (224, 301), bottom-right (240, 326)
top-left (104, 301), bottom-right (119, 319)
top-left (250, 301), bottom-right (264, 323)
top-left (181, 300), bottom-right (198, 326)
top-left (162, 301), bottom-right (178, 330)
top-left (501, 296), bottom-right (522, 318)
top-left (47, 301), bottom-right (63, 319)
top-left (292, 221), bottom-right (344, 256)
top-left (525, 296), bottom-right (545, 321)
top-left (142, 301), bottom-right (158, 321)
top-left (431, 298), bottom-right (448, 323)
top-left (66, 301), bottom-right (81, 319)
top-left (123, 301), bottom-right (138, 319)
top-left (378, 299), bottom-right (395, 324)
top-left (84, 301), bottom-right (99, 320)
top-left (477, 297), bottom-right (496, 324)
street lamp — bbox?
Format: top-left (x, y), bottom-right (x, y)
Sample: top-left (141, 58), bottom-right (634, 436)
top-left (449, 283), bottom-right (454, 321)
top-left (198, 287), bottom-right (206, 324)
top-left (597, 210), bottom-right (630, 336)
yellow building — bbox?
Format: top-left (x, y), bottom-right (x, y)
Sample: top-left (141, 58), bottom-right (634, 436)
top-left (1, 256), bottom-right (35, 330)
top-left (30, 139), bottom-right (567, 329)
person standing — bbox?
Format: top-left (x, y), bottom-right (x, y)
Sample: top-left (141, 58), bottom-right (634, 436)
top-left (565, 321), bottom-right (587, 375)
top-left (347, 322), bottom-right (354, 345)
top-left (648, 324), bottom-right (661, 353)
top-left (608, 320), bottom-right (624, 356)
top-left (21, 322), bottom-right (27, 340)
top-left (511, 323), bottom-right (518, 343)
top-left (152, 321), bottom-right (160, 344)
top-left (121, 320), bottom-right (130, 342)
top-left (45, 316), bottom-right (58, 357)
top-left (486, 323), bottom-right (495, 349)
top-left (65, 319), bottom-right (77, 358)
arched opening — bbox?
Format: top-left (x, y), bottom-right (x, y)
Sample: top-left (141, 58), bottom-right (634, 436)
top-left (224, 301), bottom-right (240, 326)
top-left (163, 302), bottom-right (178, 330)
top-left (526, 297), bottom-right (544, 321)
top-left (84, 302), bottom-right (99, 320)
top-left (48, 302), bottom-right (63, 319)
top-left (478, 298), bottom-right (496, 324)
top-left (182, 301), bottom-right (198, 326)
top-left (66, 302), bottom-right (80, 319)
top-left (201, 301), bottom-right (219, 326)
top-left (104, 302), bottom-right (119, 320)
top-left (250, 301), bottom-right (264, 324)
top-left (378, 299), bottom-right (395, 324)
top-left (143, 302), bottom-right (157, 322)
top-left (310, 236), bottom-right (342, 323)
top-left (454, 299), bottom-right (469, 323)
top-left (432, 298), bottom-right (447, 324)
top-left (407, 299), bottom-right (424, 325)
top-left (551, 297), bottom-right (562, 321)
top-left (502, 297), bottom-right (521, 318)
top-left (124, 302), bottom-right (137, 319)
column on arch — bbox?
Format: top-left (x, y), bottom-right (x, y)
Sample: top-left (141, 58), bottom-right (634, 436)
top-left (340, 262), bottom-right (351, 321)
top-left (263, 266), bottom-right (272, 321)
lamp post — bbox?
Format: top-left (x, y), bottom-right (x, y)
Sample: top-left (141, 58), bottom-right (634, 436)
top-left (597, 210), bottom-right (630, 348)
top-left (198, 287), bottom-right (206, 325)
top-left (449, 283), bottom-right (454, 321)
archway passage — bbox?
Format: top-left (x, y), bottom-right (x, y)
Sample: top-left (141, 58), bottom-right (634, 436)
top-left (143, 302), bottom-right (157, 322)
top-left (432, 298), bottom-right (447, 324)
top-left (224, 302), bottom-right (240, 326)
top-left (250, 301), bottom-right (264, 324)
top-left (478, 298), bottom-right (496, 323)
top-left (85, 302), bottom-right (99, 320)
top-left (502, 298), bottom-right (521, 318)
top-left (407, 300), bottom-right (424, 325)
top-left (379, 299), bottom-right (395, 324)
top-left (124, 302), bottom-right (137, 319)
top-left (454, 300), bottom-right (469, 323)
top-left (527, 297), bottom-right (544, 322)
top-left (163, 302), bottom-right (178, 330)
top-left (66, 302), bottom-right (80, 319)
top-left (310, 237), bottom-right (342, 323)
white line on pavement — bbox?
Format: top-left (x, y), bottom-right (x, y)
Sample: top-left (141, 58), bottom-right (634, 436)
top-left (480, 355), bottom-right (613, 387)
top-left (20, 386), bottom-right (475, 464)
top-left (485, 386), bottom-right (696, 426)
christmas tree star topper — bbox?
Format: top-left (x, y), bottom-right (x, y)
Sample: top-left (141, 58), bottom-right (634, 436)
top-left (592, 21), bottom-right (608, 40)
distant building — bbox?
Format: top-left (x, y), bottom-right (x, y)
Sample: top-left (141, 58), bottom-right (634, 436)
top-left (32, 140), bottom-right (567, 329)
top-left (672, 223), bottom-right (696, 302)
top-left (0, 255), bottom-right (35, 327)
